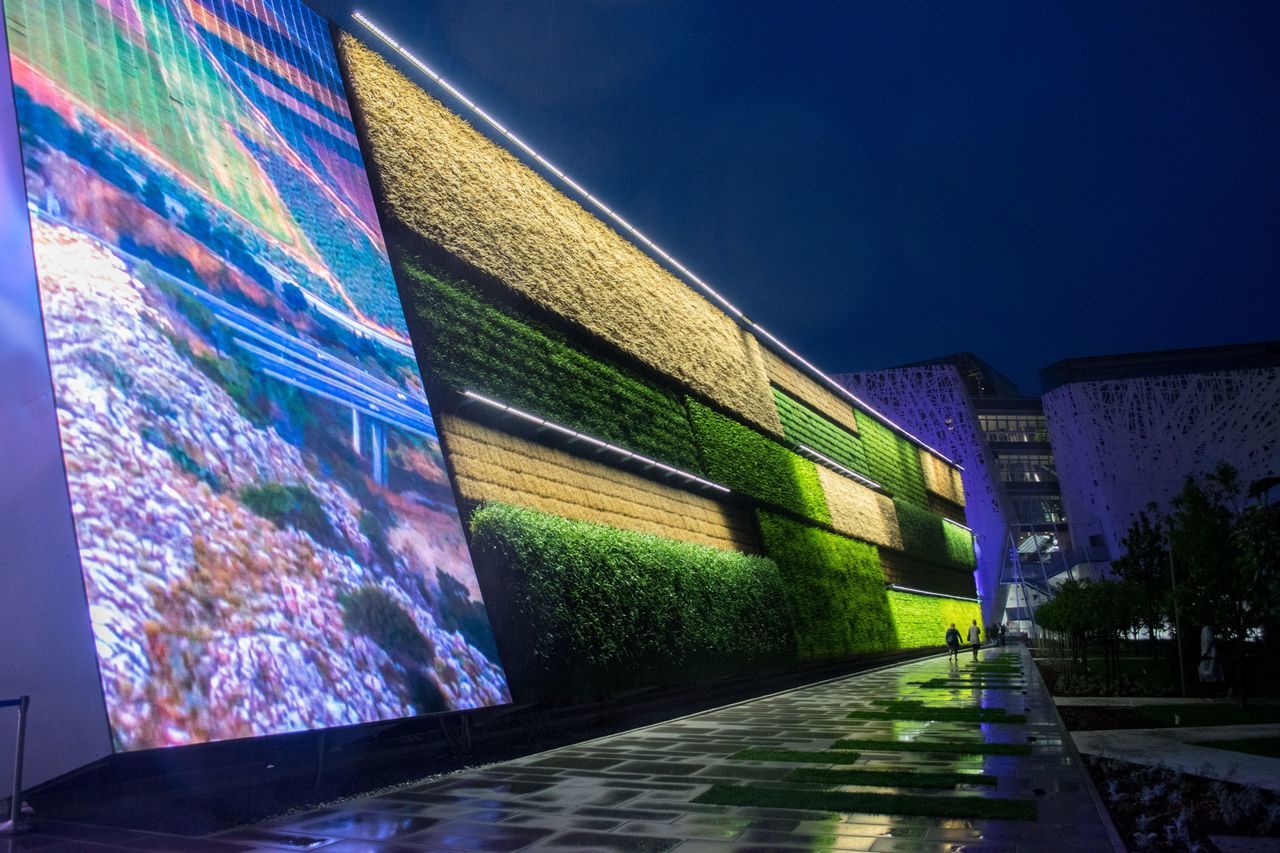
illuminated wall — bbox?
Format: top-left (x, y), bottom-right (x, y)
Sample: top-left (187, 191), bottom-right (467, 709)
top-left (838, 365), bottom-right (1013, 625)
top-left (1044, 368), bottom-right (1280, 558)
top-left (338, 29), bottom-right (981, 696)
top-left (2, 0), bottom-right (508, 752)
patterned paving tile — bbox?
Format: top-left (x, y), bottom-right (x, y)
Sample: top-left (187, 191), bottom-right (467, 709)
top-left (10, 647), bottom-right (1120, 850)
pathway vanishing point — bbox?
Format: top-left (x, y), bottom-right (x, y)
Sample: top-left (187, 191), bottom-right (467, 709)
top-left (13, 646), bottom-right (1122, 852)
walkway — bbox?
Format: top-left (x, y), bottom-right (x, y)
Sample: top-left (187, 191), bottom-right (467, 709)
top-left (1072, 723), bottom-right (1280, 793)
top-left (7, 646), bottom-right (1120, 852)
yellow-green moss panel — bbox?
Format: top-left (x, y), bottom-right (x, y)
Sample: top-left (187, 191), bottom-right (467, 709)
top-left (340, 36), bottom-right (782, 434)
top-left (886, 590), bottom-right (982, 649)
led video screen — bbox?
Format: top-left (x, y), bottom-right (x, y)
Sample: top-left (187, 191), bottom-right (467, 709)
top-left (2, 0), bottom-right (510, 750)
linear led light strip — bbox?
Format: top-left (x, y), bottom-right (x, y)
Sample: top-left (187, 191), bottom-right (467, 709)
top-left (887, 584), bottom-right (980, 603)
top-left (794, 443), bottom-right (883, 492)
top-left (941, 517), bottom-right (974, 533)
top-left (461, 390), bottom-right (730, 494)
top-left (351, 13), bottom-right (962, 471)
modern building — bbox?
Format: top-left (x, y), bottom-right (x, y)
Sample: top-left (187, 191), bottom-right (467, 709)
top-left (841, 342), bottom-right (1280, 628)
top-left (1042, 341), bottom-right (1280, 560)
top-left (838, 354), bottom-right (1073, 630)
top-left (1, 0), bottom-right (978, 806)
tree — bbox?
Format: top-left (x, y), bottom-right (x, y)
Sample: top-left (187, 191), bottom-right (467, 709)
top-left (1111, 507), bottom-right (1171, 655)
top-left (1235, 502), bottom-right (1280, 635)
top-left (1035, 578), bottom-right (1135, 692)
top-left (1167, 463), bottom-right (1263, 704)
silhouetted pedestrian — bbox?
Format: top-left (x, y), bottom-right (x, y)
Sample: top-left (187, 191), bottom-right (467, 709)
top-left (945, 622), bottom-right (962, 664)
top-left (967, 620), bottom-right (982, 660)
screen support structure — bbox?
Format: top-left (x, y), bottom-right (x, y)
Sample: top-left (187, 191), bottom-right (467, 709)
top-left (0, 0), bottom-right (114, 800)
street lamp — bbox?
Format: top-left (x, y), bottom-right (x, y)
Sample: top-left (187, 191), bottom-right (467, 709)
top-left (1167, 534), bottom-right (1188, 698)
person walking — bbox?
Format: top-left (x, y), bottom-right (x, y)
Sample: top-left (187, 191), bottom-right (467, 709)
top-left (967, 620), bottom-right (982, 660)
top-left (1198, 624), bottom-right (1223, 697)
top-left (945, 622), bottom-right (962, 664)
top-left (999, 624), bottom-right (1007, 647)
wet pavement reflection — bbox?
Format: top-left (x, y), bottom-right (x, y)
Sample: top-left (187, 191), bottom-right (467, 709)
top-left (6, 647), bottom-right (1118, 851)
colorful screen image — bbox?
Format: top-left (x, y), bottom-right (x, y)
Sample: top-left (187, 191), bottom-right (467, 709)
top-left (3, 0), bottom-right (510, 750)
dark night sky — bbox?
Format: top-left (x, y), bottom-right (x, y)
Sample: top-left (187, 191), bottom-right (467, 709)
top-left (312, 1), bottom-right (1280, 393)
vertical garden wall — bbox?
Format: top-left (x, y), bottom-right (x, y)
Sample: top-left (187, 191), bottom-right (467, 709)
top-left (337, 33), bottom-right (980, 703)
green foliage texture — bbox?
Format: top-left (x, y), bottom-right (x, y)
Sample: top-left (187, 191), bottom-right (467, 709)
top-left (773, 386), bottom-right (940, 514)
top-left (853, 409), bottom-right (928, 506)
top-left (772, 387), bottom-right (865, 472)
top-left (756, 511), bottom-right (896, 659)
top-left (886, 589), bottom-right (981, 649)
top-left (339, 585), bottom-right (435, 662)
top-left (467, 502), bottom-right (796, 700)
top-left (400, 259), bottom-right (701, 471)
top-left (686, 398), bottom-right (830, 523)
top-left (894, 499), bottom-right (974, 570)
top-left (942, 520), bottom-right (978, 570)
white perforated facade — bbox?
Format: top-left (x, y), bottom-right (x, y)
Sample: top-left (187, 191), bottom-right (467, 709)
top-left (1042, 367), bottom-right (1280, 558)
top-left (836, 365), bottom-right (1012, 624)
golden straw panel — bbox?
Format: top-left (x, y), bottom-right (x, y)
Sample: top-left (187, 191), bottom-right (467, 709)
top-left (441, 416), bottom-right (760, 553)
top-left (816, 466), bottom-right (904, 550)
top-left (341, 36), bottom-right (782, 434)
top-left (918, 448), bottom-right (965, 506)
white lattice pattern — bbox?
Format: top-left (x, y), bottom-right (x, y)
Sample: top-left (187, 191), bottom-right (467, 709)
top-left (1043, 367), bottom-right (1280, 557)
top-left (835, 365), bottom-right (1012, 622)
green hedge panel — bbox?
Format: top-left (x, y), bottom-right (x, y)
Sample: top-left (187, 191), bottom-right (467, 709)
top-left (886, 590), bottom-right (982, 649)
top-left (894, 498), bottom-right (949, 562)
top-left (400, 259), bottom-right (702, 471)
top-left (468, 503), bottom-right (796, 700)
top-left (895, 499), bottom-right (976, 571)
top-left (942, 522), bottom-right (978, 570)
top-left (853, 409), bottom-right (929, 506)
top-left (756, 511), bottom-right (897, 659)
top-left (772, 387), bottom-right (867, 473)
top-left (771, 387), bottom-right (934, 511)
top-left (686, 398), bottom-right (831, 524)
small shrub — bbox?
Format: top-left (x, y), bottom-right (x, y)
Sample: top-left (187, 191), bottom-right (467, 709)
top-left (359, 511), bottom-right (396, 567)
top-left (241, 482), bottom-right (342, 551)
top-left (433, 569), bottom-right (500, 662)
top-left (339, 585), bottom-right (435, 664)
top-left (167, 444), bottom-right (220, 491)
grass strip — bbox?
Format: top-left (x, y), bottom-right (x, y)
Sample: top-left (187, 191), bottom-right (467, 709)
top-left (730, 748), bottom-right (862, 764)
top-left (1195, 736), bottom-right (1280, 759)
top-left (881, 700), bottom-right (1017, 714)
top-left (694, 784), bottom-right (1037, 821)
top-left (833, 738), bottom-right (1031, 756)
top-left (847, 708), bottom-right (1026, 724)
top-left (1135, 704), bottom-right (1280, 728)
top-left (784, 768), bottom-right (997, 788)
top-left (912, 680), bottom-right (1025, 690)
